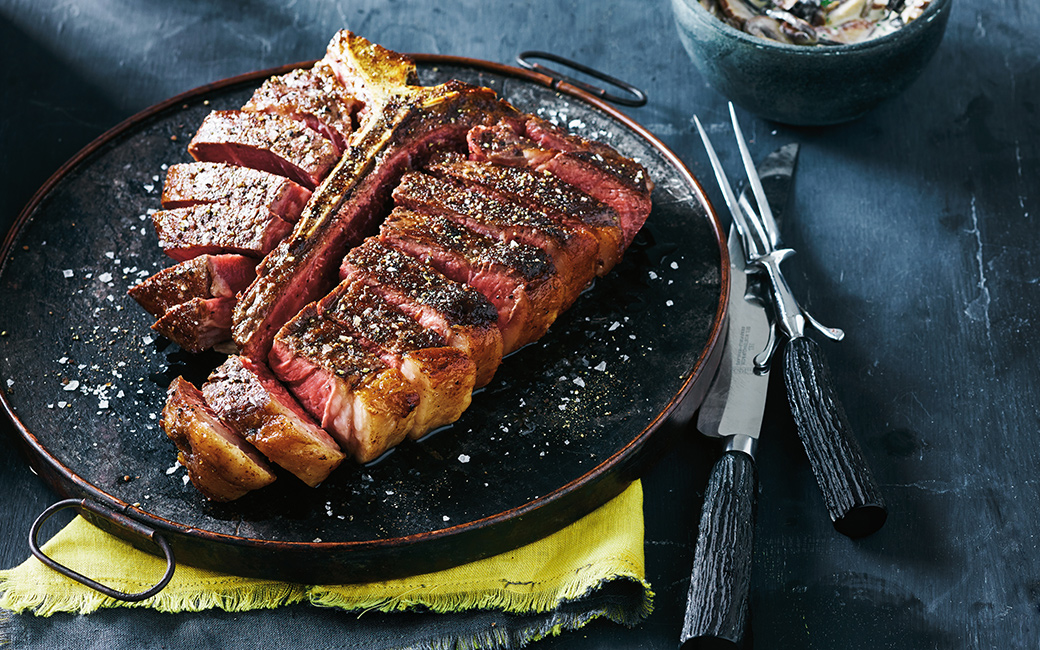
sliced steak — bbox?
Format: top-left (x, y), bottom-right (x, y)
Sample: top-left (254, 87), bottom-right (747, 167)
top-left (232, 81), bottom-right (517, 360)
top-left (391, 170), bottom-right (599, 306)
top-left (243, 63), bottom-right (359, 154)
top-left (269, 303), bottom-right (420, 463)
top-left (161, 376), bottom-right (276, 502)
top-left (425, 157), bottom-right (624, 276)
top-left (468, 117), bottom-right (652, 248)
top-left (339, 239), bottom-right (503, 387)
top-left (161, 162), bottom-right (311, 223)
top-left (202, 355), bottom-right (345, 487)
top-left (379, 207), bottom-right (562, 354)
top-left (317, 279), bottom-right (476, 437)
top-left (152, 201), bottom-right (293, 262)
top-left (152, 296), bottom-right (235, 353)
top-left (128, 254), bottom-right (257, 318)
top-left (188, 110), bottom-right (338, 190)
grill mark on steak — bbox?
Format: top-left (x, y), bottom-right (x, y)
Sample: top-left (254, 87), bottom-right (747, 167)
top-left (161, 162), bottom-right (312, 223)
top-left (188, 110), bottom-right (339, 190)
top-left (202, 355), bottom-right (345, 487)
top-left (269, 303), bottom-right (420, 463)
top-left (379, 207), bottom-right (563, 355)
top-left (243, 63), bottom-right (359, 155)
top-left (162, 376), bottom-right (277, 502)
top-left (152, 201), bottom-right (293, 262)
top-left (232, 81), bottom-right (517, 361)
top-left (339, 239), bottom-right (503, 388)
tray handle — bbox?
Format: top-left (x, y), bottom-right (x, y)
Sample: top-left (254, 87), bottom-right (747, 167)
top-left (29, 498), bottom-right (176, 602)
top-left (516, 51), bottom-right (648, 107)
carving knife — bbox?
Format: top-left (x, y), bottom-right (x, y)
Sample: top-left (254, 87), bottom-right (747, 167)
top-left (704, 105), bottom-right (887, 539)
top-left (679, 223), bottom-right (770, 650)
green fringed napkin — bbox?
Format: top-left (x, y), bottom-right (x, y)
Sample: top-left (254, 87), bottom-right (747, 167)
top-left (1, 480), bottom-right (652, 648)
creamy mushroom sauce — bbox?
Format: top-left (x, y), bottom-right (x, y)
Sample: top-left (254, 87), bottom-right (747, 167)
top-left (700, 0), bottom-right (933, 45)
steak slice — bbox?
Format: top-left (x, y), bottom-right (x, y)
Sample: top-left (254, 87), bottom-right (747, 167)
top-left (318, 279), bottom-right (476, 437)
top-left (161, 162), bottom-right (312, 223)
top-left (188, 110), bottom-right (338, 190)
top-left (468, 118), bottom-right (653, 248)
top-left (152, 296), bottom-right (235, 353)
top-left (129, 254), bottom-right (257, 318)
top-left (202, 355), bottom-right (345, 487)
top-left (161, 376), bottom-right (277, 502)
top-left (269, 303), bottom-right (420, 463)
top-left (391, 170), bottom-right (599, 307)
top-left (243, 62), bottom-right (359, 155)
top-left (152, 201), bottom-right (293, 262)
top-left (232, 80), bottom-right (517, 360)
top-left (425, 157), bottom-right (624, 276)
top-left (379, 207), bottom-right (562, 355)
top-left (339, 239), bottom-right (503, 388)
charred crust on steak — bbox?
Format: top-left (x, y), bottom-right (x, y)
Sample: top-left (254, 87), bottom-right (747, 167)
top-left (343, 240), bottom-right (498, 329)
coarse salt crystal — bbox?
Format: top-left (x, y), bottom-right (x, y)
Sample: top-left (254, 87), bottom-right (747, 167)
top-left (670, 261), bottom-right (679, 269)
top-left (666, 300), bottom-right (674, 307)
top-left (64, 380), bottom-right (79, 391)
top-left (573, 377), bottom-right (586, 388)
top-left (62, 269), bottom-right (74, 278)
top-left (458, 454), bottom-right (470, 463)
top-left (608, 321), bottom-right (620, 331)
top-left (594, 361), bottom-right (607, 372)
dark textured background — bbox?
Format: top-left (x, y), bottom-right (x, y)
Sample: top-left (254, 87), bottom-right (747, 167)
top-left (1, 0), bottom-right (1038, 648)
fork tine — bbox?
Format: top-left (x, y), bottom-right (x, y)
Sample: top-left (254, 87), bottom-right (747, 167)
top-left (728, 103), bottom-right (781, 249)
top-left (693, 114), bottom-right (759, 257)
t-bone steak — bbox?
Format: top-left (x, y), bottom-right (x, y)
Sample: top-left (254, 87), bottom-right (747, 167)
top-left (129, 31), bottom-right (653, 501)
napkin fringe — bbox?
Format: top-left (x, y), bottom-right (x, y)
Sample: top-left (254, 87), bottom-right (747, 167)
top-left (0, 570), bottom-right (308, 617)
top-left (308, 569), bottom-right (652, 620)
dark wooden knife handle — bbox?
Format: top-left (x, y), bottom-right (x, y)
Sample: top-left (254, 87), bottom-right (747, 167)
top-left (680, 450), bottom-right (757, 650)
top-left (783, 336), bottom-right (887, 538)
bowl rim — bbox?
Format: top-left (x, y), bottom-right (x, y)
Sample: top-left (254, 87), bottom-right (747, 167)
top-left (673, 0), bottom-right (952, 56)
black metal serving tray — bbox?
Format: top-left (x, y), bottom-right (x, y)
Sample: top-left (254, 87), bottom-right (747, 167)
top-left (0, 55), bottom-right (726, 585)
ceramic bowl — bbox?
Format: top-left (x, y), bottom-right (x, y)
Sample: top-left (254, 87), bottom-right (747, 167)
top-left (671, 0), bottom-right (953, 125)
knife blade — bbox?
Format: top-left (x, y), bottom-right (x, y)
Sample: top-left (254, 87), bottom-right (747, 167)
top-left (679, 224), bottom-right (770, 650)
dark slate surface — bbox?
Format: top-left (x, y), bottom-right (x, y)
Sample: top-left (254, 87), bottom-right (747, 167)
top-left (1, 0), bottom-right (1038, 648)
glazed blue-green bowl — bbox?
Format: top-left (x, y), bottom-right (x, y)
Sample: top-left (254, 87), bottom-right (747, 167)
top-left (671, 0), bottom-right (953, 125)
